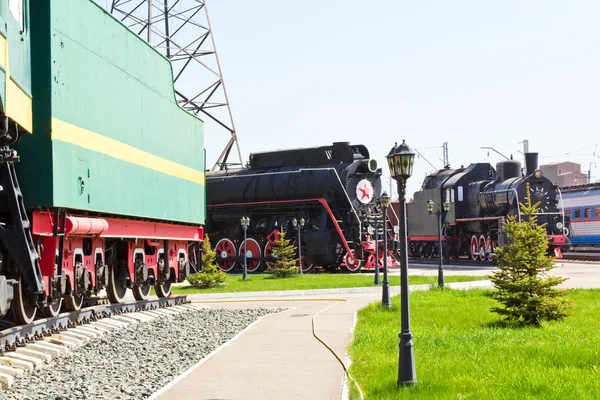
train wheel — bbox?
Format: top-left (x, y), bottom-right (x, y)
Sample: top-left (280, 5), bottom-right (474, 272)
top-left (238, 238), bottom-right (262, 273)
top-left (155, 281), bottom-right (172, 298)
top-left (486, 236), bottom-right (494, 262)
top-left (478, 236), bottom-right (487, 262)
top-left (11, 277), bottom-right (37, 325)
top-left (65, 292), bottom-right (84, 311)
top-left (343, 250), bottom-right (362, 272)
top-left (133, 283), bottom-right (151, 301)
top-left (264, 242), bottom-right (275, 269)
top-left (107, 264), bottom-right (128, 304)
top-left (293, 239), bottom-right (314, 273)
top-left (364, 252), bottom-right (377, 270)
top-left (43, 297), bottom-right (63, 318)
top-left (215, 238), bottom-right (236, 272)
top-left (425, 243), bottom-right (433, 258)
top-left (470, 235), bottom-right (479, 261)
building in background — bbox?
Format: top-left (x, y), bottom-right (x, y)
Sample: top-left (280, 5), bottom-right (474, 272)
top-left (540, 161), bottom-right (588, 187)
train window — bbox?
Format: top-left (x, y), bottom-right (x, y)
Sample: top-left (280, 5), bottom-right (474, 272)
top-left (565, 209), bottom-right (571, 218)
top-left (9, 0), bottom-right (24, 32)
top-left (451, 189), bottom-right (455, 202)
top-left (445, 189), bottom-right (450, 203)
top-left (457, 186), bottom-right (463, 202)
top-left (574, 208), bottom-right (581, 219)
top-left (595, 208), bottom-right (600, 218)
top-left (585, 208), bottom-right (591, 218)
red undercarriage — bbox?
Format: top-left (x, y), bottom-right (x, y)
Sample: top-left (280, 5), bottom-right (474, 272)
top-left (32, 211), bottom-right (204, 297)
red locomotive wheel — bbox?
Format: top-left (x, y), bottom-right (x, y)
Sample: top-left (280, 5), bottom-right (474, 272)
top-left (215, 238), bottom-right (236, 272)
top-left (470, 235), bottom-right (479, 261)
top-left (364, 252), bottom-right (377, 270)
top-left (292, 239), bottom-right (314, 273)
top-left (486, 236), bottom-right (494, 262)
top-left (238, 238), bottom-right (262, 273)
top-left (343, 250), bottom-right (362, 272)
top-left (478, 235), bottom-right (487, 262)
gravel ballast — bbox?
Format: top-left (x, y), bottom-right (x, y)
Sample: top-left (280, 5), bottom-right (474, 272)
top-left (2, 306), bottom-right (284, 400)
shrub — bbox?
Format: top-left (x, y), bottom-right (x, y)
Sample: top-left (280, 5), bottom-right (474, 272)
top-left (187, 235), bottom-right (227, 288)
top-left (489, 183), bottom-right (572, 326)
top-left (266, 230), bottom-right (298, 278)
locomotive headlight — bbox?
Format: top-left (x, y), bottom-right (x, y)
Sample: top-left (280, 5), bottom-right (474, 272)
top-left (556, 221), bottom-right (563, 230)
top-left (368, 159), bottom-right (378, 172)
top-left (534, 169), bottom-right (543, 179)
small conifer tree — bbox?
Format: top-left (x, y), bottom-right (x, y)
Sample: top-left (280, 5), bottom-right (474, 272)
top-left (267, 230), bottom-right (299, 278)
top-left (490, 183), bottom-right (572, 326)
top-left (187, 235), bottom-right (228, 288)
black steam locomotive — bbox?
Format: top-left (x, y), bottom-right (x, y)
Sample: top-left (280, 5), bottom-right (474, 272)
top-left (406, 153), bottom-right (570, 261)
top-left (205, 142), bottom-right (395, 272)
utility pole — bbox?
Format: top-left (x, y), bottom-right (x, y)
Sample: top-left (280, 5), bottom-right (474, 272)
top-left (442, 142), bottom-right (449, 169)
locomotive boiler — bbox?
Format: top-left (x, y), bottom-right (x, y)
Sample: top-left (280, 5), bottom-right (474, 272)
top-left (406, 152), bottom-right (570, 261)
top-left (206, 142), bottom-right (398, 272)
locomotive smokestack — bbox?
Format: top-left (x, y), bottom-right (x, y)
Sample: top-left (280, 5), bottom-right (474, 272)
top-left (524, 152), bottom-right (538, 176)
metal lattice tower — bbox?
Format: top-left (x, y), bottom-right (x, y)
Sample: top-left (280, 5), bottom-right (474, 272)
top-left (108, 0), bottom-right (242, 171)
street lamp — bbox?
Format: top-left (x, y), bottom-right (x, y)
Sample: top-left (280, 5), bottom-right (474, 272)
top-left (366, 209), bottom-right (380, 285)
top-left (387, 140), bottom-right (417, 387)
top-left (427, 200), bottom-right (450, 287)
top-left (380, 191), bottom-right (391, 309)
top-left (292, 218), bottom-right (305, 274)
top-left (240, 216), bottom-right (250, 280)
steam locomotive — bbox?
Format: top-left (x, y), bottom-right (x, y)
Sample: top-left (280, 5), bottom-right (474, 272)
top-left (205, 142), bottom-right (397, 272)
top-left (405, 153), bottom-right (570, 261)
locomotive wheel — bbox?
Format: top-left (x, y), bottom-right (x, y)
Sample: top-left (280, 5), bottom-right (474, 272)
top-left (264, 242), bottom-right (275, 269)
top-left (43, 297), bottom-right (63, 318)
top-left (65, 292), bottom-right (84, 312)
top-left (364, 253), bottom-right (377, 270)
top-left (107, 264), bottom-right (128, 304)
top-left (215, 238), bottom-right (236, 272)
top-left (238, 238), bottom-right (262, 273)
top-left (133, 283), bottom-right (151, 301)
top-left (478, 236), bottom-right (487, 262)
top-left (470, 236), bottom-right (479, 261)
top-left (155, 281), bottom-right (172, 298)
top-left (292, 239), bottom-right (314, 273)
top-left (11, 277), bottom-right (37, 325)
top-left (424, 243), bottom-right (433, 258)
top-left (486, 236), bottom-right (494, 262)
top-left (343, 250), bottom-right (362, 272)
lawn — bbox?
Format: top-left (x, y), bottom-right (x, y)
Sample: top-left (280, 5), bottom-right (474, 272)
top-left (347, 289), bottom-right (600, 400)
top-left (168, 274), bottom-right (486, 295)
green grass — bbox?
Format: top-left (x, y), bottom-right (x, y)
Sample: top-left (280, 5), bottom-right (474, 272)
top-left (168, 274), bottom-right (486, 295)
top-left (347, 289), bottom-right (600, 400)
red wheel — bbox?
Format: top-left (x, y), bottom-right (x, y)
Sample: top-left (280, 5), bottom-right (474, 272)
top-left (215, 238), bottom-right (236, 272)
top-left (470, 235), bottom-right (479, 261)
top-left (478, 235), bottom-right (487, 261)
top-left (364, 252), bottom-right (377, 270)
top-left (486, 236), bottom-right (494, 261)
top-left (238, 238), bottom-right (262, 272)
top-left (264, 242), bottom-right (275, 269)
top-left (343, 250), bottom-right (362, 272)
top-left (292, 239), bottom-right (314, 273)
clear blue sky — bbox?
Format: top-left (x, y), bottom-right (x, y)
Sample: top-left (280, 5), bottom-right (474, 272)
top-left (103, 0), bottom-right (600, 200)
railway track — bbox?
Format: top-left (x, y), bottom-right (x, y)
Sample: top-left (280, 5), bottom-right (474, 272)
top-left (0, 295), bottom-right (202, 389)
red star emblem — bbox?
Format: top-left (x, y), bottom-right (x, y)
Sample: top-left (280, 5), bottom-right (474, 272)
top-left (358, 181), bottom-right (371, 200)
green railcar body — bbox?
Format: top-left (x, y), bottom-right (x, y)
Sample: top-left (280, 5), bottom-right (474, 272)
top-left (16, 0), bottom-right (205, 225)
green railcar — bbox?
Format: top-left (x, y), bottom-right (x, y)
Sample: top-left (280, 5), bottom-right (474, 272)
top-left (19, 0), bottom-right (205, 224)
top-left (0, 0), bottom-right (206, 325)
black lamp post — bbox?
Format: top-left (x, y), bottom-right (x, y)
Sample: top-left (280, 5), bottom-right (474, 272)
top-left (366, 210), bottom-right (380, 285)
top-left (240, 216), bottom-right (250, 280)
top-left (427, 200), bottom-right (450, 288)
top-left (387, 140), bottom-right (417, 387)
top-left (380, 191), bottom-right (391, 309)
top-left (292, 218), bottom-right (305, 274)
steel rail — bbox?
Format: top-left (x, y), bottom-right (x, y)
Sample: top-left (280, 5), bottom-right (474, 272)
top-left (0, 296), bottom-right (188, 351)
